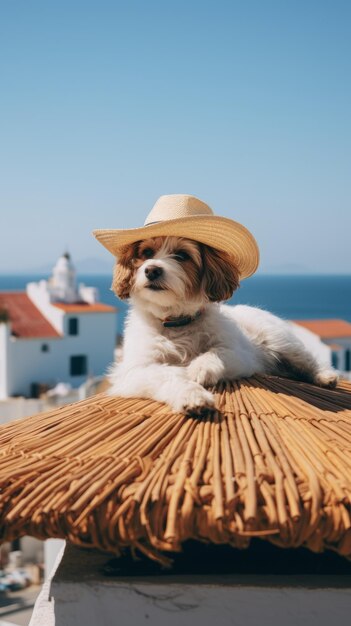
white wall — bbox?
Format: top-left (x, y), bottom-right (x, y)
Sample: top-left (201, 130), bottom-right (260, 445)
top-left (27, 282), bottom-right (66, 333)
top-left (6, 312), bottom-right (116, 397)
top-left (0, 398), bottom-right (45, 422)
top-left (0, 323), bottom-right (10, 399)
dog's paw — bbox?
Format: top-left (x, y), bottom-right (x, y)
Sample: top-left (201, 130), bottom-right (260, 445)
top-left (314, 368), bottom-right (339, 388)
top-left (172, 384), bottom-right (216, 417)
top-left (187, 353), bottom-right (225, 387)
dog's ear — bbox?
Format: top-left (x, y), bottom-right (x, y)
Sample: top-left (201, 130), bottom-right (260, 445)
top-left (111, 243), bottom-right (138, 300)
top-left (201, 244), bottom-right (240, 302)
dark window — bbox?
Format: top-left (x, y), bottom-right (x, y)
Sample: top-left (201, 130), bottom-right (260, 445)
top-left (41, 343), bottom-right (49, 353)
top-left (345, 350), bottom-right (351, 372)
top-left (331, 352), bottom-right (338, 369)
top-left (12, 538), bottom-right (21, 551)
top-left (68, 318), bottom-right (79, 336)
top-left (70, 355), bottom-right (87, 376)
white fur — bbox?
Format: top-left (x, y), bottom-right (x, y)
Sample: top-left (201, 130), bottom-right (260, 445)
top-left (109, 237), bottom-right (338, 415)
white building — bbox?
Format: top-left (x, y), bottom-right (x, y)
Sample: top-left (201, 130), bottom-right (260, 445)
top-left (292, 319), bottom-right (351, 374)
top-left (0, 253), bottom-right (117, 399)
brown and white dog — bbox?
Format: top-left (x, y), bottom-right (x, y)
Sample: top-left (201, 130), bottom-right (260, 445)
top-left (109, 236), bottom-right (338, 415)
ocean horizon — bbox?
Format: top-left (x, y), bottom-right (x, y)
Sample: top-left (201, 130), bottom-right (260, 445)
top-left (1, 273), bottom-right (351, 336)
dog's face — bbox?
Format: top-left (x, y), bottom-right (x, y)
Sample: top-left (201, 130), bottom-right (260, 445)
top-left (112, 236), bottom-right (239, 313)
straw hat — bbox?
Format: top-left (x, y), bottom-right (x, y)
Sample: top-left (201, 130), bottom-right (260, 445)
top-left (93, 194), bottom-right (260, 279)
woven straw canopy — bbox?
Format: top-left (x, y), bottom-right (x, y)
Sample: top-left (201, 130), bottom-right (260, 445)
top-left (1, 376), bottom-right (351, 566)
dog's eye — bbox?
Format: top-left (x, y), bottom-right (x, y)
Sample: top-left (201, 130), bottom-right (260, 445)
top-left (141, 248), bottom-right (154, 259)
top-left (173, 250), bottom-right (190, 262)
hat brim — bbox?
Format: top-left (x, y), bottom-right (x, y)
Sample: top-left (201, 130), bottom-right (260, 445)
top-left (93, 215), bottom-right (259, 279)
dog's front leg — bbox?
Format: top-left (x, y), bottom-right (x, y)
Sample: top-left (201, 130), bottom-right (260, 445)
top-left (187, 347), bottom-right (255, 386)
top-left (187, 350), bottom-right (226, 386)
top-left (109, 363), bottom-right (216, 416)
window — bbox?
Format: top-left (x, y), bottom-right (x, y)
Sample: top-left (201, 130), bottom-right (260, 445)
top-left (68, 317), bottom-right (79, 336)
top-left (70, 355), bottom-right (87, 376)
top-left (345, 350), bottom-right (351, 372)
top-left (41, 343), bottom-right (49, 353)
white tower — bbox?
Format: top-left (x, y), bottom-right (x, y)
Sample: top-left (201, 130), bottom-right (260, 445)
top-left (49, 252), bottom-right (80, 303)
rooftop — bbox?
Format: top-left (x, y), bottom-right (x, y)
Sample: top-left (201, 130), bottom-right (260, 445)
top-left (0, 292), bottom-right (60, 339)
top-left (53, 302), bottom-right (116, 313)
top-left (293, 319), bottom-right (351, 339)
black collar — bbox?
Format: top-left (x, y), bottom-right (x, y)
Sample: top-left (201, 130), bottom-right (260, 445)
top-left (162, 309), bottom-right (203, 328)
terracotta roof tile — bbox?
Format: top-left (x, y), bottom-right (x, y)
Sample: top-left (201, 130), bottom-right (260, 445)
top-left (53, 303), bottom-right (116, 313)
top-left (0, 293), bottom-right (61, 339)
top-left (293, 319), bottom-right (351, 339)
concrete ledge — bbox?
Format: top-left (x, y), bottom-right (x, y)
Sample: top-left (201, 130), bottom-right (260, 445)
top-left (29, 543), bottom-right (351, 626)
top-left (29, 542), bottom-right (65, 626)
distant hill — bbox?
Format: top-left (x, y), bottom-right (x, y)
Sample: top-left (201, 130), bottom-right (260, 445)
top-left (9, 257), bottom-right (114, 276)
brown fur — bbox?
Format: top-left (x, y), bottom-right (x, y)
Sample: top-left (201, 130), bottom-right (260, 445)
top-left (112, 237), bottom-right (240, 303)
top-left (137, 239), bottom-right (159, 259)
top-left (111, 243), bottom-right (139, 299)
top-left (200, 244), bottom-right (240, 302)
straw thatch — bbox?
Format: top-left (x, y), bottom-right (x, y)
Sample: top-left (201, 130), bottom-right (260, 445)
top-left (0, 376), bottom-right (351, 565)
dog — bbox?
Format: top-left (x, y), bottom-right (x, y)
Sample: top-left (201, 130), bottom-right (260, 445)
top-left (108, 235), bottom-right (338, 415)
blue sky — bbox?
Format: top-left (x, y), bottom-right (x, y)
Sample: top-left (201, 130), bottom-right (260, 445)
top-left (1, 0), bottom-right (350, 274)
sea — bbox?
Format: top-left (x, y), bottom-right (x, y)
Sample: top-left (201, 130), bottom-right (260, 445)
top-left (1, 274), bottom-right (351, 337)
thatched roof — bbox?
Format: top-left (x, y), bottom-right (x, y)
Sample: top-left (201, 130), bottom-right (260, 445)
top-left (1, 376), bottom-right (351, 565)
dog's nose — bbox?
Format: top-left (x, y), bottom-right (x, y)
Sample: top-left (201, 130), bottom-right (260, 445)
top-left (145, 265), bottom-right (163, 281)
